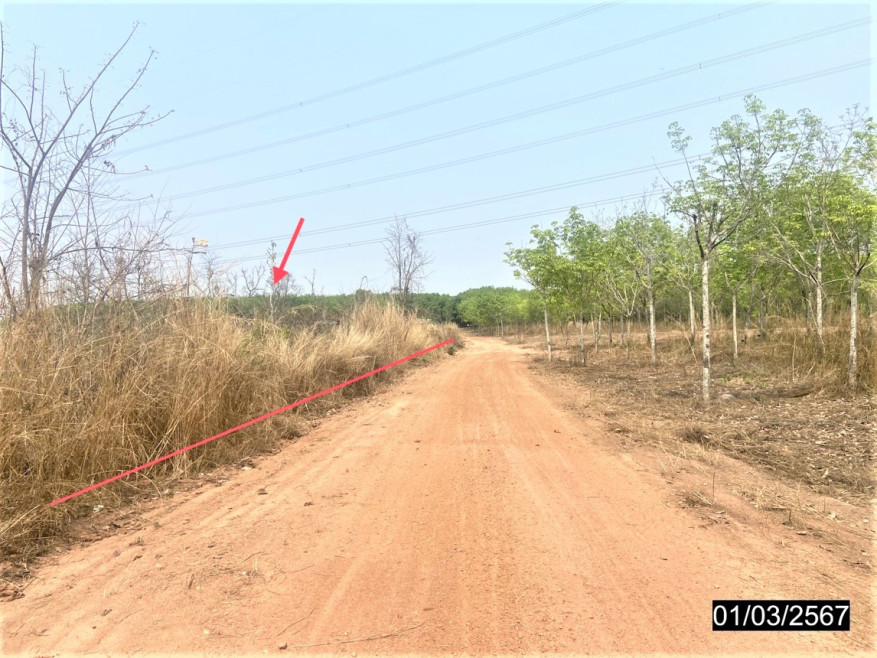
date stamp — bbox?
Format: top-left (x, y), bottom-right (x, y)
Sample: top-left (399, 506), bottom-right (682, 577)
top-left (712, 600), bottom-right (850, 631)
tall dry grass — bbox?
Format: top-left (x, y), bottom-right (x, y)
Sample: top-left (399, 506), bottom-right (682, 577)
top-left (0, 298), bottom-right (459, 558)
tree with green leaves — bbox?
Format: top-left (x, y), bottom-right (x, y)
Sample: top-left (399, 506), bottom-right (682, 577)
top-left (664, 95), bottom-right (798, 401)
top-left (615, 206), bottom-right (672, 364)
top-left (601, 221), bottom-right (642, 354)
top-left (666, 225), bottom-right (701, 346)
top-left (456, 286), bottom-right (518, 335)
top-left (558, 207), bottom-right (605, 365)
top-left (715, 213), bottom-right (764, 362)
top-left (505, 225), bottom-right (565, 361)
top-left (765, 109), bottom-right (851, 353)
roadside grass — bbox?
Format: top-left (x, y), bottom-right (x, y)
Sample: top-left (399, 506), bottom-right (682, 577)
top-left (506, 317), bottom-right (874, 506)
top-left (495, 319), bottom-right (872, 571)
top-left (0, 298), bottom-right (459, 561)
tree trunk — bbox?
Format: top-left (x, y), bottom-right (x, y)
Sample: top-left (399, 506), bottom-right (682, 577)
top-left (815, 245), bottom-right (825, 353)
top-left (701, 257), bottom-right (711, 402)
top-left (848, 270), bottom-right (859, 389)
top-left (758, 290), bottom-right (767, 336)
top-left (688, 288), bottom-right (696, 344)
top-left (648, 286), bottom-right (657, 366)
top-left (542, 297), bottom-right (552, 362)
top-left (869, 289), bottom-right (876, 332)
top-left (745, 276), bottom-right (755, 340)
top-left (578, 313), bottom-right (586, 366)
top-left (608, 317), bottom-right (614, 346)
top-left (731, 289), bottom-right (738, 363)
top-left (804, 284), bottom-right (814, 335)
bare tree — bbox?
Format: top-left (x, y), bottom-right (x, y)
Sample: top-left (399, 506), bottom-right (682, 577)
top-left (305, 267), bottom-right (319, 298)
top-left (383, 216), bottom-right (432, 309)
top-left (0, 22), bottom-right (170, 318)
top-left (240, 265), bottom-right (266, 298)
top-left (202, 250), bottom-right (233, 298)
top-left (226, 269), bottom-right (240, 297)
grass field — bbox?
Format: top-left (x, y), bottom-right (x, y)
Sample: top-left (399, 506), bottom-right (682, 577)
top-left (0, 298), bottom-right (460, 560)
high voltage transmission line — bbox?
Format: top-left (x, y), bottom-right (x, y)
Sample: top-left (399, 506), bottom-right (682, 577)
top-left (128, 58), bottom-right (870, 219)
top-left (128, 1), bottom-right (775, 178)
top-left (165, 104), bottom-right (859, 267)
top-left (206, 191), bottom-right (669, 267)
top-left (127, 18), bottom-right (867, 204)
top-left (114, 1), bottom-right (622, 157)
top-left (208, 155), bottom-right (702, 251)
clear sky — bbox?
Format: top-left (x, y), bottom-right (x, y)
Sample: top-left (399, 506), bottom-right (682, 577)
top-left (1, 1), bottom-right (872, 295)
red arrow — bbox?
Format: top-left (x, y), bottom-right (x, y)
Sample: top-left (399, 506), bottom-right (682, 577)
top-left (272, 217), bottom-right (305, 284)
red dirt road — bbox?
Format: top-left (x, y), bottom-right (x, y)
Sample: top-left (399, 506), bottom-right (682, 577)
top-left (3, 337), bottom-right (870, 655)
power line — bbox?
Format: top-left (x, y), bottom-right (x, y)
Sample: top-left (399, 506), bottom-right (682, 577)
top-left (142, 4), bottom-right (463, 114)
top-left (129, 1), bottom-right (775, 179)
top-left (170, 113), bottom-right (856, 267)
top-left (142, 59), bottom-right (871, 220)
top-left (105, 6), bottom-right (330, 90)
top-left (114, 2), bottom-right (622, 157)
top-left (133, 18), bottom-right (866, 202)
top-left (208, 190), bottom-right (672, 267)
top-left (208, 155), bottom-right (704, 251)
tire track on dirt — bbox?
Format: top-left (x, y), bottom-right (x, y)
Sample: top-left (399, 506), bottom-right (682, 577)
top-left (2, 337), bottom-right (869, 655)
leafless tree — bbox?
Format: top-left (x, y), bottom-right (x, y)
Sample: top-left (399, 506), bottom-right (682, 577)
top-left (305, 267), bottom-right (319, 298)
top-left (0, 21), bottom-right (171, 319)
top-left (241, 264), bottom-right (266, 297)
top-left (201, 250), bottom-right (233, 298)
top-left (383, 216), bottom-right (432, 309)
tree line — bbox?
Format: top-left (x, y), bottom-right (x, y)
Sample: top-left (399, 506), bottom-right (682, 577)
top-left (500, 96), bottom-right (875, 399)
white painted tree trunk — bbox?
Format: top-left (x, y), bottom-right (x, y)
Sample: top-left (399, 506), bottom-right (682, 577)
top-left (688, 288), bottom-right (696, 344)
top-left (542, 297), bottom-right (552, 362)
top-left (815, 246), bottom-right (824, 353)
top-left (648, 286), bottom-right (657, 366)
top-left (848, 271), bottom-right (859, 389)
top-left (701, 257), bottom-right (711, 402)
top-left (731, 290), bottom-right (738, 363)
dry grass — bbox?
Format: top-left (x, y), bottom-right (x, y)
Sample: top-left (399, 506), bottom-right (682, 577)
top-left (515, 317), bottom-right (874, 504)
top-left (0, 298), bottom-right (459, 559)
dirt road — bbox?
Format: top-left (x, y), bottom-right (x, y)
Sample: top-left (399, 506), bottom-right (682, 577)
top-left (3, 337), bottom-right (870, 655)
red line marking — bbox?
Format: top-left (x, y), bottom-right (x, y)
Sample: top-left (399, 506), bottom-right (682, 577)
top-left (50, 337), bottom-right (455, 507)
top-left (272, 217), bottom-right (305, 284)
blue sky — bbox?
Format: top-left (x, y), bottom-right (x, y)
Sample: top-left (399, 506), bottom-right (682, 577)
top-left (1, 1), bottom-right (872, 295)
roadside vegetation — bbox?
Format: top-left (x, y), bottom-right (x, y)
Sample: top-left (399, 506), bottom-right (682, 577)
top-left (0, 298), bottom-right (458, 559)
top-left (458, 97), bottom-right (875, 513)
top-left (1, 20), bottom-right (872, 568)
top-left (515, 321), bottom-right (872, 503)
top-left (499, 96), bottom-right (875, 397)
top-left (0, 27), bottom-right (458, 562)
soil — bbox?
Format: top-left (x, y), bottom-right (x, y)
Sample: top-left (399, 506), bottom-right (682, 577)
top-left (541, 334), bottom-right (874, 504)
top-left (2, 336), bottom-right (872, 655)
